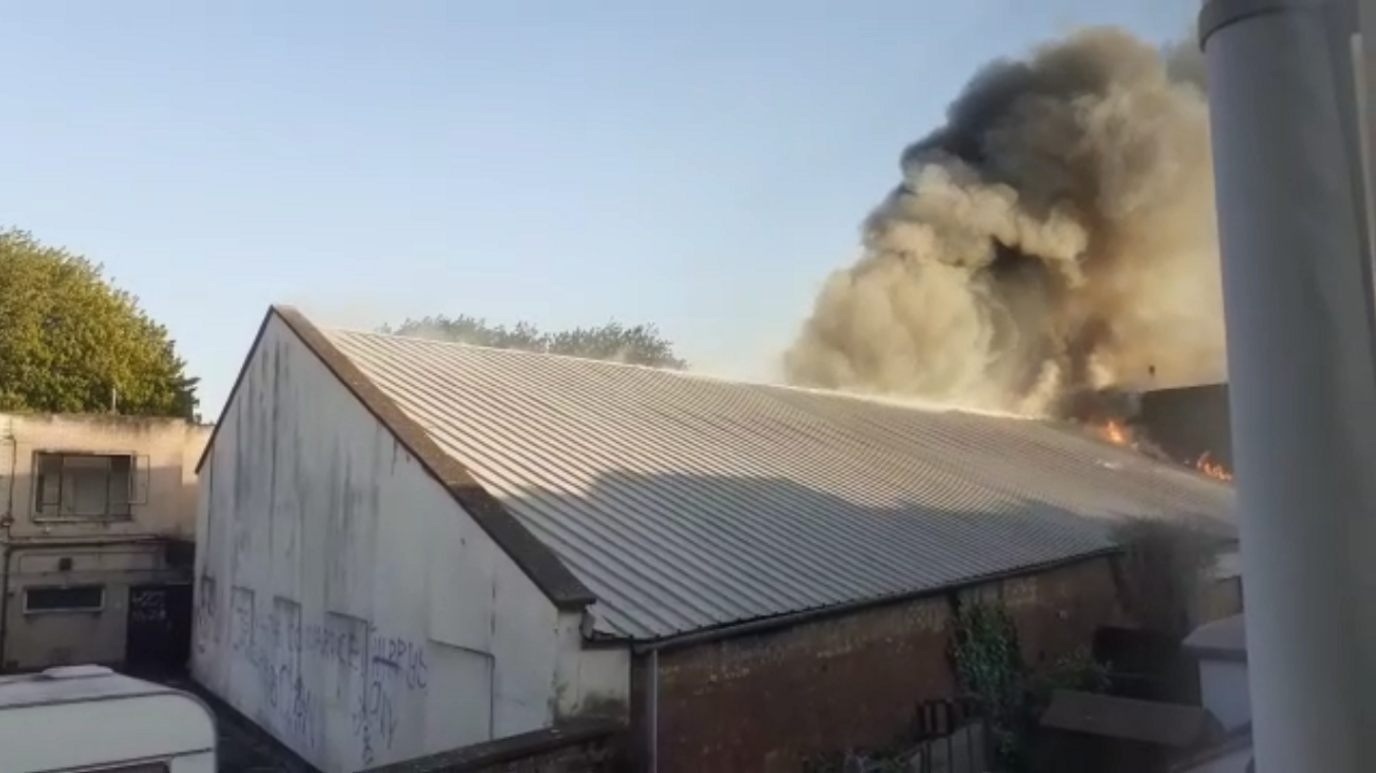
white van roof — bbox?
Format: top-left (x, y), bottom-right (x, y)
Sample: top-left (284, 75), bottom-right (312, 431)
top-left (0, 666), bottom-right (217, 772)
top-left (0, 665), bottom-right (175, 710)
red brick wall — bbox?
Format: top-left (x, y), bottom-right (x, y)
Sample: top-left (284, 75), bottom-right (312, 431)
top-left (643, 557), bottom-right (1127, 773)
top-left (999, 557), bottom-right (1127, 668)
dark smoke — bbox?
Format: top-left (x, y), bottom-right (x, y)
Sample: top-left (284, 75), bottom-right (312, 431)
top-left (785, 27), bottom-right (1223, 418)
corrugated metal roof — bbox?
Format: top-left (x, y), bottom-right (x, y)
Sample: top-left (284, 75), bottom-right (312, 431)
top-left (321, 327), bottom-right (1235, 641)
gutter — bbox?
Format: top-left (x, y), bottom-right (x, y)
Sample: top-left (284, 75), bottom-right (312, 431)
top-left (629, 548), bottom-right (1123, 656)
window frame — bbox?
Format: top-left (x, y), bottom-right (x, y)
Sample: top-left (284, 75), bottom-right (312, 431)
top-left (31, 451), bottom-right (139, 522)
top-left (23, 584), bottom-right (107, 615)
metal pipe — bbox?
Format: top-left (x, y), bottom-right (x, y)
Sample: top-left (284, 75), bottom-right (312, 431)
top-left (1200, 0), bottom-right (1376, 769)
top-left (647, 648), bottom-right (659, 773)
top-left (0, 420), bottom-right (17, 671)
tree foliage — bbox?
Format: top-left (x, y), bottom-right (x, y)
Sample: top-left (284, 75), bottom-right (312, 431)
top-left (1111, 517), bottom-right (1223, 636)
top-left (0, 228), bottom-right (199, 418)
top-left (383, 314), bottom-right (688, 369)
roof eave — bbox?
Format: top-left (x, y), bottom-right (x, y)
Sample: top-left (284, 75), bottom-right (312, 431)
top-left (628, 547), bottom-right (1124, 653)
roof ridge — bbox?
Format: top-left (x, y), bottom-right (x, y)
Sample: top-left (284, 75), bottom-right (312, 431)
top-left (324, 322), bottom-right (1047, 422)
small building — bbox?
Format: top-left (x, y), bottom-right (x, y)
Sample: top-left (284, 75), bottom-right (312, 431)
top-left (1172, 614), bottom-right (1253, 773)
top-left (0, 413), bottom-right (211, 673)
top-left (193, 306), bottom-right (1237, 773)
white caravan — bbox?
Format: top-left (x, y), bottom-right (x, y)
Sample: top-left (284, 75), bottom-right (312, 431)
top-left (0, 665), bottom-right (216, 772)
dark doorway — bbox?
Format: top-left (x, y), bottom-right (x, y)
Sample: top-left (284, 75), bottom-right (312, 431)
top-left (125, 583), bottom-right (193, 674)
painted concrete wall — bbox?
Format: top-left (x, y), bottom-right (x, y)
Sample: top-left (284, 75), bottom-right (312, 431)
top-left (0, 414), bottom-right (210, 670)
top-left (0, 413), bottom-right (210, 538)
top-left (1199, 659), bottom-right (1251, 733)
top-left (192, 315), bottom-right (627, 773)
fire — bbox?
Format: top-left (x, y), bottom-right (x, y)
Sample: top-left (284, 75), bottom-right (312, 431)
top-left (1195, 452), bottom-right (1233, 482)
top-left (1093, 418), bottom-right (1234, 483)
top-left (1100, 420), bottom-right (1132, 447)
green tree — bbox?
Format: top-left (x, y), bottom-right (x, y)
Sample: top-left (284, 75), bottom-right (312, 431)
top-left (383, 314), bottom-right (688, 369)
top-left (0, 228), bottom-right (199, 418)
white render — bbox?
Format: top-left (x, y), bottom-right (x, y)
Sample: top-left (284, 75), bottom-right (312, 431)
top-left (1198, 659), bottom-right (1251, 733)
top-left (192, 314), bottom-right (627, 773)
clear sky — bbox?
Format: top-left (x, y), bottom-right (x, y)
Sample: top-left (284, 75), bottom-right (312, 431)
top-left (0, 0), bottom-right (1197, 417)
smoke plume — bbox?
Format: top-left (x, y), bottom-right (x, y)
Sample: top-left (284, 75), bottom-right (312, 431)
top-left (784, 27), bottom-right (1223, 418)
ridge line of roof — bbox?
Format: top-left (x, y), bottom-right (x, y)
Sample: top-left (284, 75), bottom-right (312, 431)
top-left (328, 324), bottom-right (1046, 422)
top-left (197, 305), bottom-right (596, 611)
top-left (321, 326), bottom-right (1238, 486)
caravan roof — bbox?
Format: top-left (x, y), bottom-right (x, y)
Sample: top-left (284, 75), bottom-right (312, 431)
top-left (0, 666), bottom-right (216, 773)
top-left (0, 665), bottom-right (179, 710)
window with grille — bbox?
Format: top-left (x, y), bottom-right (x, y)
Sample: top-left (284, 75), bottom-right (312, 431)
top-left (33, 452), bottom-right (136, 520)
top-left (24, 585), bottom-right (105, 614)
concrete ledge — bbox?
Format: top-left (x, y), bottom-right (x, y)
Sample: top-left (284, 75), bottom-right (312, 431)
top-left (361, 720), bottom-right (624, 773)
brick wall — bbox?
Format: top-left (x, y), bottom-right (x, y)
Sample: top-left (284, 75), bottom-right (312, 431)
top-left (642, 556), bottom-right (1127, 773)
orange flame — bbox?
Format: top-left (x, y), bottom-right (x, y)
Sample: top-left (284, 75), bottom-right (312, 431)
top-left (1100, 420), bottom-right (1131, 447)
top-left (1196, 452), bottom-right (1233, 482)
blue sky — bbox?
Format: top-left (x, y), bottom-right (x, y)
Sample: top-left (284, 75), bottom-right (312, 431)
top-left (0, 0), bottom-right (1196, 417)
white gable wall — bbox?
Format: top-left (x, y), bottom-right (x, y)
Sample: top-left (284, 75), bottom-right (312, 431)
top-left (191, 315), bottom-right (626, 773)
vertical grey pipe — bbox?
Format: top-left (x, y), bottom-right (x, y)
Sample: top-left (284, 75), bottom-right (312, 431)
top-left (648, 649), bottom-right (659, 773)
top-left (0, 422), bottom-right (17, 671)
top-left (1200, 0), bottom-right (1376, 770)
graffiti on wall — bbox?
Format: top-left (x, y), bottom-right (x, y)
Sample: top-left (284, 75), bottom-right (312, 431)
top-left (195, 576), bottom-right (219, 656)
top-left (217, 589), bottom-right (430, 767)
top-left (318, 612), bottom-right (431, 767)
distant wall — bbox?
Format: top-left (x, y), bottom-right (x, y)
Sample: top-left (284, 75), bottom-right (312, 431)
top-left (0, 412), bottom-right (211, 539)
top-left (0, 413), bottom-right (210, 671)
top-left (1136, 384), bottom-right (1232, 469)
top-left (639, 558), bottom-right (1126, 773)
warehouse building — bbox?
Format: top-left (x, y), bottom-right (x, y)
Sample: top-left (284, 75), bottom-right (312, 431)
top-left (193, 306), bottom-right (1236, 773)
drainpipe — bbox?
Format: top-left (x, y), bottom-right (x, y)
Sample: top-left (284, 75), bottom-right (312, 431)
top-left (647, 649), bottom-right (659, 773)
top-left (1200, 0), bottom-right (1376, 770)
top-left (0, 419), bottom-right (16, 671)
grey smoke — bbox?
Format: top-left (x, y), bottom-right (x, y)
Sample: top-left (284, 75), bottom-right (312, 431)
top-left (784, 27), bottom-right (1223, 418)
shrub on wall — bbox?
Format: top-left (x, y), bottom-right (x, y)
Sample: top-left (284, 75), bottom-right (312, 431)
top-left (950, 601), bottom-right (1109, 773)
